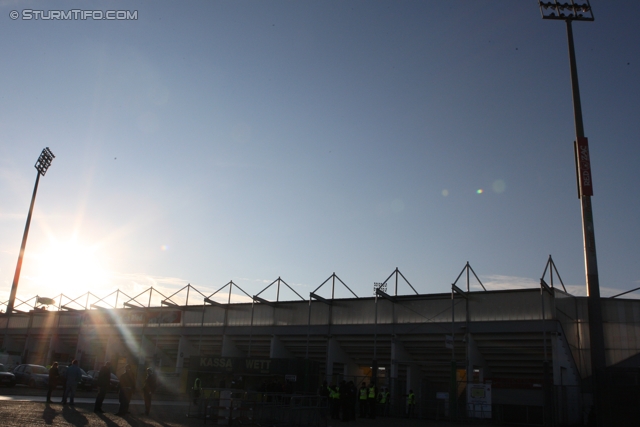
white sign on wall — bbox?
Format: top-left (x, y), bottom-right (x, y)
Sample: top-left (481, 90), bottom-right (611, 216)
top-left (445, 335), bottom-right (454, 350)
top-left (466, 383), bottom-right (491, 419)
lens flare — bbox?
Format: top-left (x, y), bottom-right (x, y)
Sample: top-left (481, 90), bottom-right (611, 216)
top-left (492, 180), bottom-right (506, 193)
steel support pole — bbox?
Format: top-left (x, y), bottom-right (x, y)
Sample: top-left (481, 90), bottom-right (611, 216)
top-left (6, 172), bottom-right (41, 314)
top-left (306, 298), bottom-right (311, 359)
top-left (248, 300), bottom-right (255, 358)
top-left (450, 289), bottom-right (457, 419)
top-left (373, 294), bottom-right (378, 385)
top-left (198, 303), bottom-right (205, 355)
top-left (566, 19), bottom-right (606, 425)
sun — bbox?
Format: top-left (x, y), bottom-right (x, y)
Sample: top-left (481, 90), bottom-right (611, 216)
top-left (31, 237), bottom-right (111, 298)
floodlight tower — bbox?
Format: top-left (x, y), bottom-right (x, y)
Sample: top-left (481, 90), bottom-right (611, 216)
top-left (6, 148), bottom-right (55, 314)
top-left (538, 1), bottom-right (606, 424)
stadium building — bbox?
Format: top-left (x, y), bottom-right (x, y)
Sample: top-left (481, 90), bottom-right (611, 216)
top-left (2, 265), bottom-right (639, 425)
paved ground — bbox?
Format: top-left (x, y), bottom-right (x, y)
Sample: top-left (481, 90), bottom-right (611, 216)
top-left (0, 399), bottom-right (505, 427)
top-left (0, 400), bottom-right (194, 427)
top-left (0, 400), bottom-right (499, 427)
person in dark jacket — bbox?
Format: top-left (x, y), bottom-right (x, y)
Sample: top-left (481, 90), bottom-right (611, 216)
top-left (339, 380), bottom-right (350, 421)
top-left (142, 368), bottom-right (157, 416)
top-left (345, 381), bottom-right (357, 421)
top-left (115, 365), bottom-right (136, 416)
top-left (94, 361), bottom-right (111, 413)
top-left (61, 360), bottom-right (82, 406)
top-left (46, 362), bottom-right (59, 403)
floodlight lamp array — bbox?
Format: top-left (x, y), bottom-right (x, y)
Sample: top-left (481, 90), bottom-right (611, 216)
top-left (35, 147), bottom-right (55, 176)
top-left (539, 1), bottom-right (593, 21)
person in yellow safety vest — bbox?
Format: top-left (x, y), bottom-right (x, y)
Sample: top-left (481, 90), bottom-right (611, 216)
top-left (407, 389), bottom-right (415, 418)
top-left (358, 382), bottom-right (368, 418)
top-left (379, 388), bottom-right (390, 417)
top-left (193, 377), bottom-right (201, 405)
top-left (368, 383), bottom-right (377, 418)
top-left (329, 383), bottom-right (340, 420)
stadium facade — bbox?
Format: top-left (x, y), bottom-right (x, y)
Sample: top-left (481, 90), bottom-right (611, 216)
top-left (1, 270), bottom-right (639, 426)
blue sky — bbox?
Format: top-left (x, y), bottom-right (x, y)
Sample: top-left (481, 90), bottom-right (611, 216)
top-left (1, 0), bottom-right (639, 308)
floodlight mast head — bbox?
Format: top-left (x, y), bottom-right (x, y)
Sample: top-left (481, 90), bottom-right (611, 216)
top-left (5, 147), bottom-right (55, 314)
top-left (538, 1), bottom-right (594, 21)
top-left (35, 147), bottom-right (55, 176)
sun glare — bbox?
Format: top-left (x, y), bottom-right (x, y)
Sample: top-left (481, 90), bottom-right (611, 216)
top-left (32, 238), bottom-right (111, 298)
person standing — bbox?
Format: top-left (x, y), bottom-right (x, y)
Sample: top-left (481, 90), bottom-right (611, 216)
top-left (368, 382), bottom-right (377, 418)
top-left (358, 382), bottom-right (368, 418)
top-left (115, 365), bottom-right (136, 416)
top-left (94, 361), bottom-right (111, 413)
top-left (328, 382), bottom-right (340, 420)
top-left (407, 389), bottom-right (415, 418)
top-left (46, 362), bottom-right (59, 403)
top-left (338, 380), bottom-right (348, 421)
top-left (193, 376), bottom-right (201, 405)
top-left (346, 380), bottom-right (357, 421)
top-left (318, 380), bottom-right (329, 399)
top-left (61, 360), bottom-right (82, 406)
top-left (142, 368), bottom-right (157, 416)
top-left (380, 387), bottom-right (390, 417)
